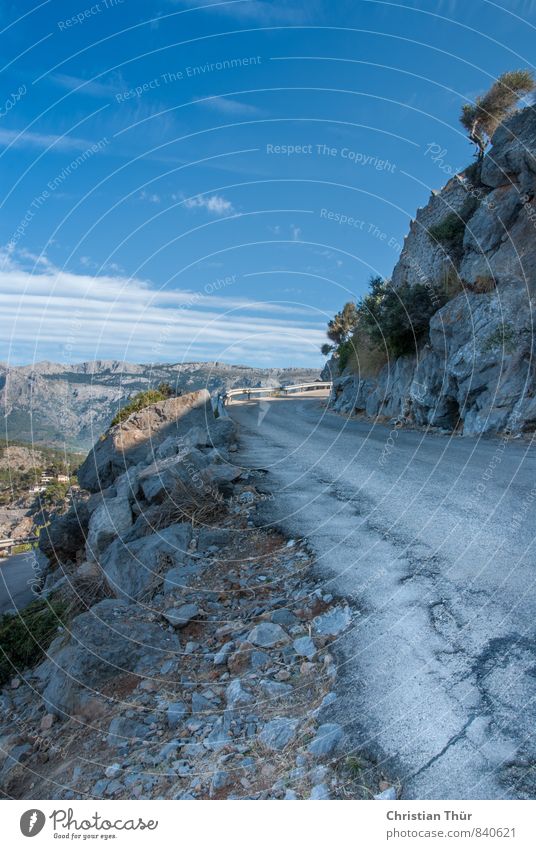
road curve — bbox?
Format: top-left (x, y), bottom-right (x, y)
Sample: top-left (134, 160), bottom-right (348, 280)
top-left (229, 398), bottom-right (536, 800)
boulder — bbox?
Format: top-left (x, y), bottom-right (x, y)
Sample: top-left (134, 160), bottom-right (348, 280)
top-left (206, 417), bottom-right (237, 448)
top-left (100, 522), bottom-right (192, 600)
top-left (259, 717), bottom-right (298, 751)
top-left (197, 526), bottom-right (236, 552)
top-left (163, 603), bottom-right (199, 628)
top-left (163, 562), bottom-right (202, 592)
top-left (271, 608), bottom-right (298, 627)
top-left (106, 716), bottom-right (151, 747)
top-left (35, 599), bottom-right (180, 717)
top-left (374, 786), bottom-right (397, 800)
top-left (226, 679), bottom-right (253, 707)
top-left (293, 636), bottom-right (316, 660)
top-left (481, 107), bottom-right (536, 196)
top-left (85, 496), bottom-right (133, 560)
top-left (77, 389), bottom-right (212, 492)
top-left (307, 723), bottom-right (344, 757)
top-left (247, 622), bottom-right (289, 648)
top-left (38, 502), bottom-right (90, 564)
top-left (138, 449), bottom-right (211, 504)
top-left (123, 504), bottom-right (163, 541)
top-left (166, 701), bottom-right (188, 728)
top-left (313, 606), bottom-right (352, 636)
top-left (155, 417), bottom-right (236, 458)
top-left (204, 462), bottom-right (242, 487)
top-left (114, 466), bottom-right (141, 501)
top-left (310, 783), bottom-right (330, 800)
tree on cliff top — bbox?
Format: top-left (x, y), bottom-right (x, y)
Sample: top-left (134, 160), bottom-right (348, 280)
top-left (460, 69), bottom-right (535, 160)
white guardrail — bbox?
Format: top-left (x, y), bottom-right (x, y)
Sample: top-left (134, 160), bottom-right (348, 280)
top-left (221, 382), bottom-right (332, 405)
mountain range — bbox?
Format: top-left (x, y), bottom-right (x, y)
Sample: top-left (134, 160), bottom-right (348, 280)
top-left (0, 360), bottom-right (320, 450)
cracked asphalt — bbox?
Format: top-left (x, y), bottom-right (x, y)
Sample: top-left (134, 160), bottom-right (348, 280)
top-left (229, 397), bottom-right (536, 800)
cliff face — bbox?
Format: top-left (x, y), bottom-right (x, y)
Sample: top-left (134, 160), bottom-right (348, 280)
top-left (331, 106), bottom-right (536, 435)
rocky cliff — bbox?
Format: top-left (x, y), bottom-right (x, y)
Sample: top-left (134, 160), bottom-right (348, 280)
top-left (330, 106), bottom-right (536, 436)
top-left (0, 360), bottom-right (320, 449)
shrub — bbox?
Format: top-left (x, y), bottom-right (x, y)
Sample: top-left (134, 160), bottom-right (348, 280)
top-left (428, 196), bottom-right (479, 251)
top-left (40, 481), bottom-right (70, 507)
top-left (460, 69), bottom-right (535, 160)
top-left (463, 161), bottom-right (483, 188)
top-left (11, 542), bottom-right (34, 555)
top-left (323, 276), bottom-right (448, 370)
top-left (428, 213), bottom-right (466, 246)
top-left (337, 340), bottom-right (354, 373)
top-left (0, 598), bottom-right (67, 685)
top-left (111, 387), bottom-right (173, 425)
top-left (359, 277), bottom-right (447, 358)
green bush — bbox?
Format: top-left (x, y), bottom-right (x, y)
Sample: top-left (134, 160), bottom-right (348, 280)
top-left (359, 278), bottom-right (447, 358)
top-left (0, 598), bottom-right (67, 686)
top-left (428, 213), bottom-right (466, 246)
top-left (428, 196), bottom-right (479, 250)
top-left (337, 340), bottom-right (355, 373)
top-left (111, 386), bottom-right (174, 426)
top-left (463, 161), bottom-right (483, 188)
top-left (322, 276), bottom-right (448, 369)
top-left (11, 543), bottom-right (34, 555)
top-left (40, 481), bottom-right (70, 507)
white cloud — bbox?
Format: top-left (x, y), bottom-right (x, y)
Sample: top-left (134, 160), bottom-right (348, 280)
top-left (202, 96), bottom-right (262, 116)
top-left (183, 193), bottom-right (235, 216)
top-left (0, 251), bottom-right (324, 366)
top-left (139, 190), bottom-right (161, 204)
top-left (49, 73), bottom-right (120, 98)
top-left (0, 128), bottom-right (99, 152)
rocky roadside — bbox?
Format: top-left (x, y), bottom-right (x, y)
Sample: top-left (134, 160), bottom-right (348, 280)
top-left (0, 390), bottom-right (395, 801)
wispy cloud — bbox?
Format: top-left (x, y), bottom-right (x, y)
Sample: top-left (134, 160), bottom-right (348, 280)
top-left (0, 128), bottom-right (99, 152)
top-left (0, 251), bottom-right (324, 365)
top-left (202, 96), bottom-right (263, 116)
top-left (49, 73), bottom-right (121, 98)
top-left (139, 190), bottom-right (161, 204)
top-left (183, 193), bottom-right (235, 215)
top-left (170, 0), bottom-right (316, 23)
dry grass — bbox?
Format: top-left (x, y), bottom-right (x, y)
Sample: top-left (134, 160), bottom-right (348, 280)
top-left (472, 274), bottom-right (497, 294)
top-left (438, 264), bottom-right (465, 299)
top-left (154, 478), bottom-right (228, 529)
top-left (346, 331), bottom-right (387, 378)
top-left (68, 570), bottom-right (114, 613)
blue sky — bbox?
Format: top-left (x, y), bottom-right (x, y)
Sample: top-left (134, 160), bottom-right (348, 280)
top-left (1, 0), bottom-right (535, 367)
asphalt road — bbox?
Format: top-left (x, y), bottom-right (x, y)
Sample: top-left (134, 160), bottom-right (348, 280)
top-left (0, 551), bottom-right (37, 616)
top-left (229, 398), bottom-right (536, 800)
